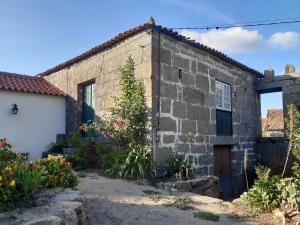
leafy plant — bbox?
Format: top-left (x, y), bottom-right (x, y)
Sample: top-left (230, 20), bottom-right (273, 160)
top-left (241, 165), bottom-right (281, 212)
top-left (67, 147), bottom-right (90, 169)
top-left (69, 130), bottom-right (83, 148)
top-left (13, 164), bottom-right (43, 202)
top-left (278, 178), bottom-right (300, 210)
top-left (110, 145), bottom-right (154, 179)
top-left (35, 155), bottom-right (78, 189)
top-left (67, 130), bottom-right (101, 169)
top-left (103, 56), bottom-right (150, 147)
top-left (95, 144), bottom-right (116, 171)
top-left (166, 154), bottom-right (194, 180)
top-left (46, 142), bottom-right (64, 154)
top-left (0, 164), bottom-right (16, 211)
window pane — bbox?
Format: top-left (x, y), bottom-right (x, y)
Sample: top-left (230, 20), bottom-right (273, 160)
top-left (223, 84), bottom-right (231, 111)
top-left (215, 81), bottom-right (231, 111)
top-left (215, 81), bottom-right (223, 109)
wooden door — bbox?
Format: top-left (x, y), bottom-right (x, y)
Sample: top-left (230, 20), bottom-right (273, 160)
top-left (214, 145), bottom-right (232, 200)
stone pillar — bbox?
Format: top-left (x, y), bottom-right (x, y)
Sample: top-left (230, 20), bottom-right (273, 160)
top-left (264, 68), bottom-right (274, 80)
top-left (284, 64), bottom-right (295, 75)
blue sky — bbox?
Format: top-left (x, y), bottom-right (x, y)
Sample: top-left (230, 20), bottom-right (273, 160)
top-left (1, 0), bottom-right (298, 117)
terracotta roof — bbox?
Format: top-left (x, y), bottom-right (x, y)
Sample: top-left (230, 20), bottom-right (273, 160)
top-left (0, 71), bottom-right (66, 96)
top-left (38, 20), bottom-right (263, 78)
top-left (263, 109), bottom-right (284, 131)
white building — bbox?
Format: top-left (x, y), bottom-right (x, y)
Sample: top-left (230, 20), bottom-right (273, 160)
top-left (0, 71), bottom-right (66, 160)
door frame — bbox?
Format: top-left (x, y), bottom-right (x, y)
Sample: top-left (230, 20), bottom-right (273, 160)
top-left (80, 79), bottom-right (96, 124)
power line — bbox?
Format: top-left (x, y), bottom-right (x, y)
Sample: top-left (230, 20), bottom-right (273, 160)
top-left (171, 17), bottom-right (300, 30)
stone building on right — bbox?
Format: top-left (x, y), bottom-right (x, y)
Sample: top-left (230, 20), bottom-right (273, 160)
top-left (39, 18), bottom-right (272, 198)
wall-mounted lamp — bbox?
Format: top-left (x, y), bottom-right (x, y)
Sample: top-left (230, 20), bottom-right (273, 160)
top-left (12, 103), bottom-right (19, 115)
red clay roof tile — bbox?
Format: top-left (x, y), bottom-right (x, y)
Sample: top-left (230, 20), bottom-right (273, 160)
top-left (263, 109), bottom-right (284, 131)
top-left (0, 71), bottom-right (65, 96)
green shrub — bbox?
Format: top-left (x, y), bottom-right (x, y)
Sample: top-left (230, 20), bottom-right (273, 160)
top-left (278, 178), bottom-right (300, 210)
top-left (13, 164), bottom-right (43, 202)
top-left (0, 139), bottom-right (19, 210)
top-left (46, 142), bottom-right (64, 154)
top-left (241, 165), bottom-right (281, 212)
top-left (35, 155), bottom-right (78, 189)
top-left (109, 145), bottom-right (154, 179)
top-left (69, 130), bottom-right (83, 147)
top-left (0, 164), bottom-right (16, 211)
top-left (0, 138), bottom-right (23, 168)
top-left (67, 147), bottom-right (90, 169)
top-left (67, 130), bottom-right (96, 169)
top-left (95, 144), bottom-right (115, 171)
top-left (166, 154), bottom-right (194, 180)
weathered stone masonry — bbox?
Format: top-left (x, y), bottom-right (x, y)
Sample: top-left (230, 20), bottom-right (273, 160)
top-left (44, 31), bottom-right (153, 133)
top-left (41, 20), bottom-right (262, 196)
top-left (153, 31), bottom-right (261, 195)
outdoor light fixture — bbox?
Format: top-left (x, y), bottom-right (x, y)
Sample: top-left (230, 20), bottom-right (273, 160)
top-left (12, 103), bottom-right (19, 115)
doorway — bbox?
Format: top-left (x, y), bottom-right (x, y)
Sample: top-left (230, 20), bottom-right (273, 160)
top-left (82, 82), bottom-right (95, 123)
top-left (214, 145), bottom-right (232, 200)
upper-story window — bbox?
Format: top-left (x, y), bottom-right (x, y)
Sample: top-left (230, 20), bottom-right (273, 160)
top-left (216, 81), bottom-right (231, 111)
top-left (215, 80), bottom-right (233, 136)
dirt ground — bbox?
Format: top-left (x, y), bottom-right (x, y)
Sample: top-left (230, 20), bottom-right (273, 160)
top-left (78, 172), bottom-right (278, 225)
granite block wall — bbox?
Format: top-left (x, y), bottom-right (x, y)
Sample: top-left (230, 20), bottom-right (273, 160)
top-left (154, 32), bottom-right (261, 195)
top-left (44, 31), bottom-right (153, 134)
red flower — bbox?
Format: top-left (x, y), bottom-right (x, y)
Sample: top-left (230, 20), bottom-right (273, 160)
top-left (112, 119), bottom-right (125, 127)
top-left (104, 131), bottom-right (113, 137)
top-left (79, 124), bottom-right (86, 132)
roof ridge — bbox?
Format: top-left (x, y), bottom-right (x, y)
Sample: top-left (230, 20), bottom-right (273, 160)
top-left (0, 71), bottom-right (32, 78)
top-left (37, 20), bottom-right (263, 77)
top-left (0, 71), bottom-right (66, 96)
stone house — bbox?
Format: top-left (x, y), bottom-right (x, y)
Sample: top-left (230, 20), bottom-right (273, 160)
top-left (261, 109), bottom-right (284, 137)
top-left (39, 18), bottom-right (262, 197)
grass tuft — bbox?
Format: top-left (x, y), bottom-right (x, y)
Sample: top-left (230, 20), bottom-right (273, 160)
top-left (193, 211), bottom-right (220, 222)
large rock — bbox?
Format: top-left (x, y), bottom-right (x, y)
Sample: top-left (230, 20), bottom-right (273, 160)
top-left (159, 176), bottom-right (220, 198)
top-left (0, 189), bottom-right (86, 225)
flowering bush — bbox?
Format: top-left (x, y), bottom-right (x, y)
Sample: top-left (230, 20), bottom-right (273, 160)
top-left (0, 139), bottom-right (78, 211)
top-left (241, 166), bottom-right (281, 212)
top-left (0, 165), bottom-right (16, 211)
top-left (0, 139), bottom-right (23, 167)
top-left (35, 155), bottom-right (78, 189)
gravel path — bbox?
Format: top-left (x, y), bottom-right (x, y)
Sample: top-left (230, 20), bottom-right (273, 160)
top-left (79, 173), bottom-right (275, 225)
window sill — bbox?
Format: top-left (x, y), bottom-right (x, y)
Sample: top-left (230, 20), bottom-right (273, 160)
top-left (213, 136), bottom-right (238, 145)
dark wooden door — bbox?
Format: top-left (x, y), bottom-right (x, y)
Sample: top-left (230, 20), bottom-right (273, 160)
top-left (214, 146), bottom-right (232, 200)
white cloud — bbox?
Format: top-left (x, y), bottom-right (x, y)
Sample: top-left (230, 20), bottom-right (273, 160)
top-left (180, 28), bottom-right (300, 54)
top-left (268, 32), bottom-right (299, 49)
top-left (181, 27), bottom-right (263, 53)
top-left (163, 0), bottom-right (235, 23)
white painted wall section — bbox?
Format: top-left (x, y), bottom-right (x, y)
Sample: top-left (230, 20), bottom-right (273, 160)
top-left (0, 90), bottom-right (65, 160)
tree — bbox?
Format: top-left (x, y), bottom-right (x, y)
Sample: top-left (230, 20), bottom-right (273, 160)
top-left (105, 56), bottom-right (149, 147)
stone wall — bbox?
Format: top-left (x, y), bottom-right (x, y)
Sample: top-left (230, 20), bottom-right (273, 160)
top-left (154, 32), bottom-right (261, 195)
top-left (0, 188), bottom-right (85, 225)
top-left (44, 31), bottom-right (153, 134)
top-left (255, 137), bottom-right (292, 175)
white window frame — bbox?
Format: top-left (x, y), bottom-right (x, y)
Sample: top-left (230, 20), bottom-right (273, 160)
top-left (215, 80), bottom-right (232, 111)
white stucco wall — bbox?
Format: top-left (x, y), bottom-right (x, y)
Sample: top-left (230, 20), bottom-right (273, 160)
top-left (0, 90), bottom-right (65, 160)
